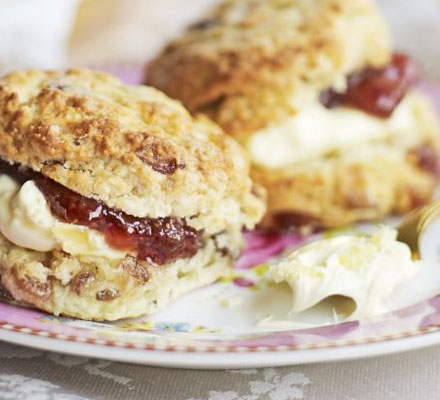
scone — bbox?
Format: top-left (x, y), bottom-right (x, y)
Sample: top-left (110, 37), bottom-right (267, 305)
top-left (147, 0), bottom-right (440, 228)
top-left (0, 68), bottom-right (265, 321)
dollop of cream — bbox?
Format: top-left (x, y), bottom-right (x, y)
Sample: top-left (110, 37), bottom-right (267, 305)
top-left (0, 174), bottom-right (126, 259)
top-left (247, 92), bottom-right (421, 168)
top-left (269, 227), bottom-right (421, 319)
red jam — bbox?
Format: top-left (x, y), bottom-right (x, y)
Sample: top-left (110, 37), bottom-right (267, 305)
top-left (320, 53), bottom-right (418, 118)
top-left (0, 161), bottom-right (202, 264)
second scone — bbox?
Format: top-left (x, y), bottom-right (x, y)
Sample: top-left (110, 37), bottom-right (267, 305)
top-left (0, 68), bottom-right (265, 321)
top-left (147, 0), bottom-right (440, 228)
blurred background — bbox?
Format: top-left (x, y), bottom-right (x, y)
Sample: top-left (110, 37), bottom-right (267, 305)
top-left (1, 0), bottom-right (439, 80)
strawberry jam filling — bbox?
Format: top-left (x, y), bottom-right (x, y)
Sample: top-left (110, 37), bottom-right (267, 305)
top-left (0, 160), bottom-right (202, 264)
top-left (320, 53), bottom-right (418, 118)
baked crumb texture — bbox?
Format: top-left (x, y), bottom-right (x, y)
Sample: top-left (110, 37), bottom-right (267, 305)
top-left (0, 68), bottom-right (265, 320)
top-left (147, 0), bottom-right (440, 228)
top-left (0, 234), bottom-right (230, 321)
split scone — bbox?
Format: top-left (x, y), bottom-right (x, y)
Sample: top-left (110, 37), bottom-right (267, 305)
top-left (0, 69), bottom-right (265, 321)
top-left (147, 0), bottom-right (440, 229)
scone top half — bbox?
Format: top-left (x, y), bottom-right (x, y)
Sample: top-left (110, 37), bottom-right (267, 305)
top-left (147, 0), bottom-right (391, 123)
top-left (147, 0), bottom-right (440, 228)
top-left (0, 69), bottom-right (263, 234)
top-left (0, 69), bottom-right (265, 320)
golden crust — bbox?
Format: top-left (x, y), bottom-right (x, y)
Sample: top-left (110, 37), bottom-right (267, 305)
top-left (0, 69), bottom-right (265, 234)
top-left (147, 0), bottom-right (390, 112)
top-left (256, 142), bottom-right (439, 228)
top-left (201, 83), bottom-right (300, 143)
top-left (0, 233), bottom-right (231, 321)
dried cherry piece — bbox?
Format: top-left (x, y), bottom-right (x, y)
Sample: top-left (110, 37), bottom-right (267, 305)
top-left (410, 145), bottom-right (440, 177)
top-left (269, 211), bottom-right (322, 232)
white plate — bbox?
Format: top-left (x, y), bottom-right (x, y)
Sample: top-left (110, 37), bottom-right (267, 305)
top-left (1, 224), bottom-right (440, 369)
top-left (0, 74), bottom-right (439, 370)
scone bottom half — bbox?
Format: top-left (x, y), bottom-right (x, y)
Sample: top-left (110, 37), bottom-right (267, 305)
top-left (147, 0), bottom-right (440, 230)
top-left (0, 68), bottom-right (266, 321)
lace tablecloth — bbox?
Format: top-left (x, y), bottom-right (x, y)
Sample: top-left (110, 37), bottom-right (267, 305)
top-left (0, 341), bottom-right (438, 400)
